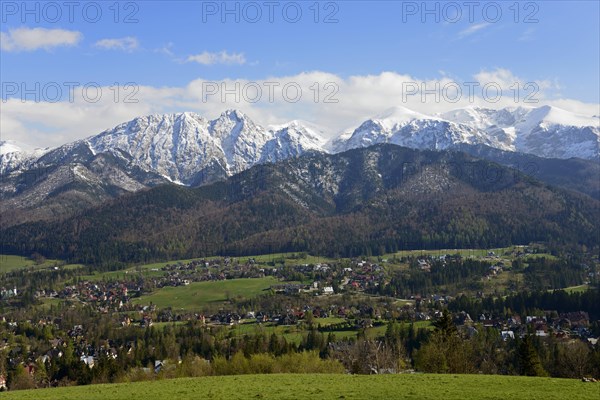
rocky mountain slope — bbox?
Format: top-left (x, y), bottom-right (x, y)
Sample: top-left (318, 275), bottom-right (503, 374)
top-left (1, 105), bottom-right (597, 226)
top-left (3, 145), bottom-right (598, 264)
top-left (0, 111), bottom-right (326, 225)
top-left (332, 105), bottom-right (599, 160)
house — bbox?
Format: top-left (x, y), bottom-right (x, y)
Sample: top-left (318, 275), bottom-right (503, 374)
top-left (155, 360), bottom-right (165, 373)
top-left (81, 355), bottom-right (95, 369)
top-left (322, 287), bottom-right (334, 295)
top-left (562, 311), bottom-right (590, 328)
top-left (38, 354), bottom-right (50, 364)
top-left (68, 325), bottom-right (84, 337)
top-left (47, 347), bottom-right (64, 360)
top-left (141, 317), bottom-right (153, 328)
top-left (271, 284), bottom-right (306, 295)
top-left (25, 363), bottom-right (36, 375)
top-left (501, 330), bottom-right (515, 340)
top-left (255, 313), bottom-right (269, 323)
top-left (279, 315), bottom-right (297, 326)
top-left (454, 312), bottom-right (473, 326)
top-left (489, 265), bottom-right (503, 275)
top-left (417, 259), bottom-right (431, 272)
top-left (0, 286), bottom-right (18, 299)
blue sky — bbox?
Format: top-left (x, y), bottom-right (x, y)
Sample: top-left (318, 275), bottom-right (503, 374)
top-left (1, 1), bottom-right (599, 146)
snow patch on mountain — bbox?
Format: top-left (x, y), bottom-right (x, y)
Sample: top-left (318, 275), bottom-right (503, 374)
top-left (81, 110), bottom-right (328, 185)
top-left (2, 105), bottom-right (598, 195)
top-left (336, 105), bottom-right (599, 160)
top-left (0, 140), bottom-right (50, 175)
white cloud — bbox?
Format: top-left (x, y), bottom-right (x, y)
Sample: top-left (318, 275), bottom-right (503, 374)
top-left (1, 69), bottom-right (596, 148)
top-left (186, 51), bottom-right (246, 65)
top-left (0, 27), bottom-right (82, 52)
top-left (473, 68), bottom-right (557, 94)
top-left (457, 23), bottom-right (489, 39)
top-left (95, 37), bottom-right (139, 52)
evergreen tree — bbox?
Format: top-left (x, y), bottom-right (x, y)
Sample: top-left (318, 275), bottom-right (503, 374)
top-left (518, 335), bottom-right (547, 377)
top-left (433, 309), bottom-right (457, 340)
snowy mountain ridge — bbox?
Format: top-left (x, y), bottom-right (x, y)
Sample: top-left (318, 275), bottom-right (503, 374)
top-left (1, 105), bottom-right (598, 226)
top-left (1, 110), bottom-right (328, 186)
top-left (333, 105), bottom-right (599, 160)
top-left (1, 105), bottom-right (598, 187)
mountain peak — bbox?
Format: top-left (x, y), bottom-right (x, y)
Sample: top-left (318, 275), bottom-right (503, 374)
top-left (220, 109), bottom-right (247, 121)
top-left (374, 106), bottom-right (430, 122)
top-left (336, 105), bottom-right (599, 159)
top-left (3, 104), bottom-right (599, 196)
top-left (0, 140), bottom-right (26, 155)
top-left (76, 109), bottom-right (331, 185)
top-left (521, 105), bottom-right (597, 128)
top-left (0, 140), bottom-right (48, 156)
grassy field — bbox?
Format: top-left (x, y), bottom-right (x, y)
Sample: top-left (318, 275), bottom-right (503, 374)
top-left (230, 317), bottom-right (353, 344)
top-left (3, 373), bottom-right (598, 400)
top-left (385, 247), bottom-right (514, 259)
top-left (79, 268), bottom-right (165, 282)
top-left (0, 255), bottom-right (86, 274)
top-left (84, 246), bottom-right (562, 285)
top-left (228, 319), bottom-right (433, 345)
top-left (555, 284), bottom-right (592, 294)
top-left (134, 258), bottom-right (205, 271)
top-left (0, 255), bottom-right (65, 273)
top-left (136, 253), bottom-right (341, 268)
top-left (131, 277), bottom-right (279, 310)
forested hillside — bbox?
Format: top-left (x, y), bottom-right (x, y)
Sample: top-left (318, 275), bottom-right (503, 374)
top-left (2, 145), bottom-right (598, 265)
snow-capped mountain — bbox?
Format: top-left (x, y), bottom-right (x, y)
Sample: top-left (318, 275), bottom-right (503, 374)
top-left (3, 105), bottom-right (597, 184)
top-left (0, 140), bottom-right (48, 175)
top-left (0, 140), bottom-right (26, 155)
top-left (441, 105), bottom-right (600, 159)
top-left (262, 120), bottom-right (328, 163)
top-left (0, 141), bottom-right (28, 175)
top-left (331, 106), bottom-right (507, 153)
top-left (0, 111), bottom-right (329, 225)
top-left (0, 110), bottom-right (326, 184)
top-left (334, 105), bottom-right (600, 160)
top-left (1, 106), bottom-right (598, 226)
top-left (84, 110), bottom-right (327, 185)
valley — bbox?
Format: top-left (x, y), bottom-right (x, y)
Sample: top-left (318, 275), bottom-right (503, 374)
top-left (0, 241), bottom-right (597, 389)
top-left (1, 142), bottom-right (598, 389)
top-left (2, 0), bottom-right (599, 397)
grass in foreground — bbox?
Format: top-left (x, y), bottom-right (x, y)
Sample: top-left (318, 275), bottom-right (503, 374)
top-left (2, 373), bottom-right (598, 400)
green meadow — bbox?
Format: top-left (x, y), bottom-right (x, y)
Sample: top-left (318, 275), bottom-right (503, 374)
top-left (2, 373), bottom-right (597, 400)
top-left (0, 255), bottom-right (84, 274)
top-left (131, 277), bottom-right (279, 310)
